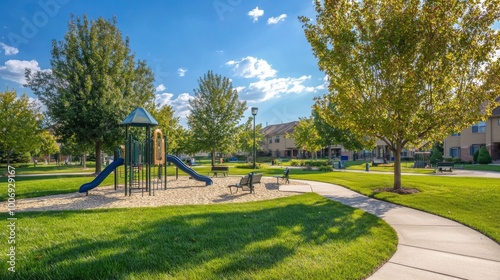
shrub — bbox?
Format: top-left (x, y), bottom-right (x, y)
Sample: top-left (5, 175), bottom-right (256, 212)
top-left (318, 166), bottom-right (333, 172)
top-left (430, 147), bottom-right (443, 164)
top-left (290, 160), bottom-right (304, 166)
top-left (473, 150), bottom-right (480, 163)
top-left (477, 147), bottom-right (492, 164)
top-left (304, 160), bottom-right (327, 167)
top-left (443, 157), bottom-right (453, 162)
top-left (257, 157), bottom-right (274, 163)
top-left (235, 163), bottom-right (264, 169)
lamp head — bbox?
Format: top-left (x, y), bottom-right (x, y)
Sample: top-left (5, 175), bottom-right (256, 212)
top-left (251, 107), bottom-right (258, 116)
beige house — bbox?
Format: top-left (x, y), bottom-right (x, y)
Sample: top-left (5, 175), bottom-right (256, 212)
top-left (443, 107), bottom-right (500, 162)
top-left (261, 121), bottom-right (300, 158)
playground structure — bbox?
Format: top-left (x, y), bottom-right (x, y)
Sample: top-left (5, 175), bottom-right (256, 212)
top-left (78, 107), bottom-right (213, 196)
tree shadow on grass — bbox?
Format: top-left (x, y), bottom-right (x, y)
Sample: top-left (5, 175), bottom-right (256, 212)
top-left (5, 194), bottom-right (395, 279)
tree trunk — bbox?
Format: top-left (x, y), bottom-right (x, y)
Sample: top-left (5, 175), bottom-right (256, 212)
top-left (393, 145), bottom-right (403, 190)
top-left (328, 146), bottom-right (332, 161)
top-left (95, 142), bottom-right (102, 174)
top-left (211, 149), bottom-right (216, 167)
top-left (6, 149), bottom-right (10, 167)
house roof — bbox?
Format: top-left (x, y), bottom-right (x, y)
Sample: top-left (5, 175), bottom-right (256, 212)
top-left (492, 106), bottom-right (500, 116)
top-left (262, 121), bottom-right (299, 137)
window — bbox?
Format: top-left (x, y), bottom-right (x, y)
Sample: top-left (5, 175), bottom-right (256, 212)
top-left (274, 136), bottom-right (280, 143)
top-left (451, 132), bottom-right (461, 136)
top-left (449, 147), bottom-right (460, 158)
top-left (472, 122), bottom-right (486, 133)
top-left (469, 144), bottom-right (481, 155)
top-left (269, 137), bottom-right (272, 144)
top-left (400, 149), bottom-right (407, 157)
top-left (498, 118), bottom-right (500, 126)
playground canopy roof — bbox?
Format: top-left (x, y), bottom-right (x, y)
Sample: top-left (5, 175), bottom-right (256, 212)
top-left (121, 107), bottom-right (158, 127)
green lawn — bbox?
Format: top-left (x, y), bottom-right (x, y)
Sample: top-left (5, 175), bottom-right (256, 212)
top-left (0, 194), bottom-right (397, 279)
top-left (5, 165), bottom-right (499, 243)
top-left (1, 174), bottom-right (121, 201)
top-left (462, 164), bottom-right (500, 172)
top-left (346, 162), bottom-right (435, 174)
top-left (1, 163), bottom-right (499, 279)
top-left (293, 172), bottom-right (500, 243)
top-left (7, 162), bottom-right (97, 175)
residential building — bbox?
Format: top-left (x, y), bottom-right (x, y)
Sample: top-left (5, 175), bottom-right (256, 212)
top-left (443, 107), bottom-right (500, 162)
top-left (262, 121), bottom-right (418, 161)
top-left (261, 121), bottom-right (300, 158)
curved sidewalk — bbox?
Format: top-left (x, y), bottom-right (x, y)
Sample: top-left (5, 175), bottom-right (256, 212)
top-left (282, 180), bottom-right (500, 280)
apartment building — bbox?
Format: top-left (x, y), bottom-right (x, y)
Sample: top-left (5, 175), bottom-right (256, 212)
top-left (262, 121), bottom-right (417, 161)
top-left (261, 121), bottom-right (300, 158)
top-left (443, 107), bottom-right (500, 162)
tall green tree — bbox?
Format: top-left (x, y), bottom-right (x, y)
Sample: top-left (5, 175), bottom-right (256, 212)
top-left (0, 89), bottom-right (43, 166)
top-left (26, 15), bottom-right (155, 173)
top-left (312, 104), bottom-right (367, 160)
top-left (39, 130), bottom-right (60, 164)
top-left (302, 0), bottom-right (500, 190)
top-left (290, 117), bottom-right (323, 159)
top-left (237, 117), bottom-right (264, 160)
top-left (151, 104), bottom-right (183, 154)
top-left (188, 71), bottom-right (247, 166)
top-left (59, 135), bottom-right (91, 167)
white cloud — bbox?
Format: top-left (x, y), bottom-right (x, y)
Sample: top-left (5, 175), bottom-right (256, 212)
top-left (235, 86), bottom-right (246, 93)
top-left (239, 75), bottom-right (316, 102)
top-left (155, 84), bottom-right (166, 92)
top-left (315, 75), bottom-right (329, 91)
top-left (177, 68), bottom-right (187, 77)
top-left (155, 92), bottom-right (194, 118)
top-left (0, 60), bottom-right (50, 84)
top-left (248, 7), bottom-right (264, 22)
top-left (226, 56), bottom-right (277, 80)
top-left (267, 14), bottom-right (287, 25)
top-left (0, 43), bottom-right (19, 56)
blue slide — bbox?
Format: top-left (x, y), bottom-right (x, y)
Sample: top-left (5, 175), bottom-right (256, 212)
top-left (78, 158), bottom-right (124, 193)
top-left (167, 155), bottom-right (213, 186)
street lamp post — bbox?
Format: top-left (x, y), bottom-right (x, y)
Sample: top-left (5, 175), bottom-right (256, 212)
top-left (251, 107), bottom-right (258, 169)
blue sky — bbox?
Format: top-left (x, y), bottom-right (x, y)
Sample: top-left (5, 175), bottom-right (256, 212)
top-left (0, 0), bottom-right (327, 127)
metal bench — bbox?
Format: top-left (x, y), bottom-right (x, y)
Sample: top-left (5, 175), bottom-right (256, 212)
top-left (273, 168), bottom-right (290, 186)
top-left (227, 175), bottom-right (251, 194)
top-left (227, 173), bottom-right (261, 194)
top-left (209, 166), bottom-right (229, 177)
top-left (436, 162), bottom-right (454, 172)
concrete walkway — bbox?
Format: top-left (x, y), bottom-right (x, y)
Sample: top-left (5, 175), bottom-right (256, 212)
top-left (280, 181), bottom-right (500, 280)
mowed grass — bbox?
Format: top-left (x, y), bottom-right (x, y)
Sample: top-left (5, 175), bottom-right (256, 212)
top-left (346, 163), bottom-right (435, 174)
top-left (0, 194), bottom-right (397, 280)
top-left (9, 162), bottom-right (98, 175)
top-left (293, 172), bottom-right (500, 243)
top-left (4, 164), bottom-right (499, 243)
top-left (1, 174), bottom-right (122, 201)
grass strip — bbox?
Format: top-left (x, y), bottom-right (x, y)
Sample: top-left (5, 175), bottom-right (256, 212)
top-left (0, 194), bottom-right (396, 279)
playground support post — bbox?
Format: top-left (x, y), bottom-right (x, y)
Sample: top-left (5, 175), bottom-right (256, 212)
top-left (164, 135), bottom-right (167, 190)
top-left (146, 126), bottom-right (151, 196)
top-left (114, 147), bottom-right (119, 190)
top-left (124, 127), bottom-right (129, 196)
